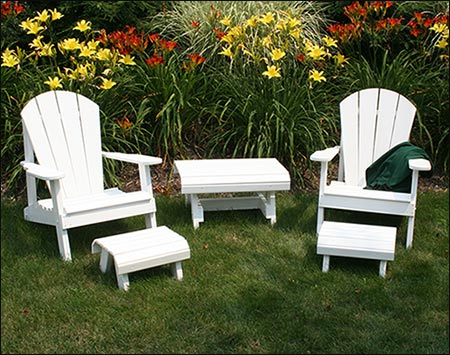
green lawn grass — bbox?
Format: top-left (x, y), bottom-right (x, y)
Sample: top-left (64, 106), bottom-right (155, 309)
top-left (1, 191), bottom-right (448, 354)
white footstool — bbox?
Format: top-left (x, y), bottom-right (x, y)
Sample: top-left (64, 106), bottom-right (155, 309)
top-left (317, 221), bottom-right (396, 278)
top-left (91, 226), bottom-right (190, 290)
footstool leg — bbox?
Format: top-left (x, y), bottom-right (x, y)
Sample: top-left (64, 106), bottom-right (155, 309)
top-left (99, 249), bottom-right (113, 273)
top-left (171, 261), bottom-right (183, 281)
top-left (322, 255), bottom-right (330, 272)
top-left (117, 273), bottom-right (130, 291)
top-left (190, 194), bottom-right (204, 229)
top-left (379, 261), bottom-right (387, 278)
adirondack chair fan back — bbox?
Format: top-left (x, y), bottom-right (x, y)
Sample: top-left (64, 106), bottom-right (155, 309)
top-left (21, 90), bottom-right (162, 261)
top-left (310, 88), bottom-right (431, 248)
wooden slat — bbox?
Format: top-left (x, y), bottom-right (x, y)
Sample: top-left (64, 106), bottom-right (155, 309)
top-left (373, 89), bottom-right (399, 161)
top-left (317, 221), bottom-right (396, 261)
top-left (54, 91), bottom-right (91, 196)
top-left (175, 158), bottom-right (290, 193)
top-left (76, 93), bottom-right (103, 194)
top-left (340, 91), bottom-right (359, 185)
top-left (358, 88), bottom-right (379, 185)
top-left (390, 95), bottom-right (416, 147)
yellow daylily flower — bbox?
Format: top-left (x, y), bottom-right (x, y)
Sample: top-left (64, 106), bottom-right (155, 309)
top-left (228, 26), bottom-right (242, 38)
top-left (29, 36), bottom-right (44, 49)
top-left (307, 45), bottom-right (327, 60)
top-left (100, 77), bottom-right (116, 90)
top-left (19, 18), bottom-right (34, 32)
top-left (40, 43), bottom-right (56, 57)
top-left (96, 48), bottom-right (113, 61)
top-left (290, 28), bottom-right (301, 39)
top-left (35, 9), bottom-right (50, 23)
top-left (63, 68), bottom-right (78, 80)
top-left (309, 69), bottom-right (326, 82)
top-left (246, 16), bottom-right (258, 28)
top-left (262, 35), bottom-right (272, 48)
top-left (87, 39), bottom-right (99, 50)
top-left (430, 23), bottom-right (448, 34)
top-left (436, 39), bottom-right (448, 49)
top-left (1, 49), bottom-right (20, 67)
top-left (77, 64), bottom-right (90, 77)
top-left (262, 65), bottom-right (281, 79)
top-left (44, 76), bottom-right (63, 90)
top-left (220, 16), bottom-right (232, 27)
top-left (218, 46), bottom-right (233, 58)
top-left (79, 46), bottom-right (95, 57)
top-left (119, 54), bottom-right (136, 65)
top-left (220, 33), bottom-right (234, 44)
top-left (59, 38), bottom-right (81, 51)
top-left (259, 12), bottom-right (275, 25)
top-left (275, 19), bottom-right (289, 31)
top-left (334, 53), bottom-right (349, 66)
top-left (73, 20), bottom-right (91, 32)
top-left (271, 48), bottom-right (286, 61)
top-left (288, 18), bottom-right (301, 28)
top-left (20, 20), bottom-right (44, 35)
top-left (49, 9), bottom-right (64, 21)
top-left (322, 36), bottom-right (338, 48)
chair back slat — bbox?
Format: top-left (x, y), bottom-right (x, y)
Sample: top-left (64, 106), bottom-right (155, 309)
top-left (21, 90), bottom-right (104, 198)
top-left (340, 88), bottom-right (416, 187)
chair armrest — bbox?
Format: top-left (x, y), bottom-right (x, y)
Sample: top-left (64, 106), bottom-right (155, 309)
top-left (102, 152), bottom-right (162, 166)
top-left (310, 146), bottom-right (340, 162)
top-left (20, 162), bottom-right (65, 180)
top-left (409, 158), bottom-right (431, 171)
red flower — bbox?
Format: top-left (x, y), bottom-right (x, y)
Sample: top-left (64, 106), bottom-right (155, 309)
top-left (146, 55), bottom-right (164, 66)
top-left (191, 20), bottom-right (200, 28)
top-left (409, 28), bottom-right (422, 37)
top-left (187, 53), bottom-right (205, 65)
top-left (213, 27), bottom-right (226, 40)
top-left (422, 18), bottom-right (434, 28)
top-left (183, 53), bottom-right (205, 71)
top-left (159, 39), bottom-right (177, 51)
top-left (296, 53), bottom-right (305, 63)
top-left (148, 33), bottom-right (160, 43)
top-left (387, 17), bottom-right (403, 27)
top-left (117, 116), bottom-right (132, 129)
top-left (13, 1), bottom-right (25, 14)
top-left (1, 2), bottom-right (11, 16)
top-left (375, 19), bottom-right (387, 31)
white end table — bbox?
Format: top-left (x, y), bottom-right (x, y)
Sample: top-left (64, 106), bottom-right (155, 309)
top-left (174, 158), bottom-right (291, 229)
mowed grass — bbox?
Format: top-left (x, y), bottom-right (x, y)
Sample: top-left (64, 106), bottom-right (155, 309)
top-left (1, 191), bottom-right (448, 354)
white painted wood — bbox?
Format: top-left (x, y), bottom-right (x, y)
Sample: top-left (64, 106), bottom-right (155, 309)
top-left (310, 88), bottom-right (430, 248)
top-left (175, 158), bottom-right (290, 194)
top-left (91, 226), bottom-right (190, 290)
top-left (322, 255), bottom-right (330, 272)
top-left (340, 90), bottom-right (360, 186)
top-left (309, 146), bottom-right (340, 162)
top-left (20, 90), bottom-right (162, 261)
top-left (171, 262), bottom-right (183, 281)
top-left (317, 221), bottom-right (396, 277)
top-left (117, 274), bottom-right (130, 291)
top-left (379, 261), bottom-right (387, 278)
top-left (175, 158), bottom-right (290, 228)
top-left (409, 158), bottom-right (431, 171)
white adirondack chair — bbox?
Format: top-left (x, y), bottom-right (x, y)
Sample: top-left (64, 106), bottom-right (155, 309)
top-left (310, 88), bottom-right (431, 248)
top-left (20, 90), bottom-right (162, 261)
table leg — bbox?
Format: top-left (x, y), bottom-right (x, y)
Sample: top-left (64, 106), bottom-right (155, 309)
top-left (258, 191), bottom-right (276, 225)
top-left (379, 261), bottom-right (387, 278)
top-left (189, 194), bottom-right (204, 229)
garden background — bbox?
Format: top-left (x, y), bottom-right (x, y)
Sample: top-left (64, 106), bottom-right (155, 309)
top-left (1, 0), bottom-right (448, 195)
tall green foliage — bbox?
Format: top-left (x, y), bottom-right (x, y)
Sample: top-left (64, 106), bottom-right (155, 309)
top-left (1, 1), bottom-right (448, 195)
